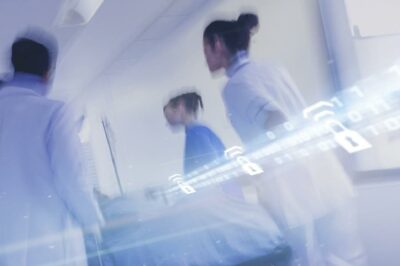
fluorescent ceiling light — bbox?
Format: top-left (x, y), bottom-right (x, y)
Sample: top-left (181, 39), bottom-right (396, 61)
top-left (56, 0), bottom-right (104, 27)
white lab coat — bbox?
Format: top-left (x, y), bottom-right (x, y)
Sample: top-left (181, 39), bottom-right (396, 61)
top-left (0, 74), bottom-right (103, 266)
top-left (223, 52), bottom-right (354, 225)
top-left (222, 52), bottom-right (365, 265)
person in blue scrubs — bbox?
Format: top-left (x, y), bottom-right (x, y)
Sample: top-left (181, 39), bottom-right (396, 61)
top-left (164, 91), bottom-right (242, 197)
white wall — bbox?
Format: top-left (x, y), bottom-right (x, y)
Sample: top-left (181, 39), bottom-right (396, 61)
top-left (321, 0), bottom-right (400, 83)
top-left (356, 180), bottom-right (400, 266)
top-left (320, 0), bottom-right (400, 171)
top-left (90, 0), bottom-right (335, 194)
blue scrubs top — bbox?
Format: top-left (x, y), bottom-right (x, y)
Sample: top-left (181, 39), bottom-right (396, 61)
top-left (184, 123), bottom-right (242, 197)
top-left (184, 123), bottom-right (224, 174)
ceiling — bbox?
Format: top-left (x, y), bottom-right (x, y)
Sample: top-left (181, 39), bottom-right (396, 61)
top-left (0, 0), bottom-right (212, 100)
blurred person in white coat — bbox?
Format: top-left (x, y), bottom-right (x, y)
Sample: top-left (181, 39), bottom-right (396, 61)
top-left (0, 33), bottom-right (104, 265)
top-left (202, 13), bottom-right (367, 266)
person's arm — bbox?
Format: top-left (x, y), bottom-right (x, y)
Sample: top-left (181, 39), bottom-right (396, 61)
top-left (246, 96), bottom-right (287, 129)
top-left (46, 103), bottom-right (104, 235)
top-left (227, 81), bottom-right (287, 130)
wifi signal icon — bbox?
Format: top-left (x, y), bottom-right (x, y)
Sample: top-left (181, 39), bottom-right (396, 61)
top-left (224, 146), bottom-right (264, 176)
top-left (168, 174), bottom-right (184, 183)
top-left (303, 101), bottom-right (335, 122)
top-left (168, 174), bottom-right (196, 195)
top-left (224, 146), bottom-right (244, 159)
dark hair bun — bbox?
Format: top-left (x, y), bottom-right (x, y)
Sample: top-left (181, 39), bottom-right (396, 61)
top-left (238, 13), bottom-right (259, 31)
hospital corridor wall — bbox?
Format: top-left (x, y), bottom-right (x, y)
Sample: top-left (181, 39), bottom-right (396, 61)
top-left (88, 0), bottom-right (337, 195)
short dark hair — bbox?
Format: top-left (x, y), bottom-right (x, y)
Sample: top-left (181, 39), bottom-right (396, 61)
top-left (11, 36), bottom-right (57, 77)
top-left (204, 13), bottom-right (259, 54)
top-left (166, 92), bottom-right (204, 114)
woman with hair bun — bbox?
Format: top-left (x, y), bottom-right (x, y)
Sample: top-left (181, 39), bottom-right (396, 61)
top-left (203, 13), bottom-right (366, 266)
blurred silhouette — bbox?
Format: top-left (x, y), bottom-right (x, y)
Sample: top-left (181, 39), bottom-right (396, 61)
top-left (164, 90), bottom-right (242, 197)
top-left (0, 30), bottom-right (104, 265)
top-left (203, 12), bottom-right (367, 265)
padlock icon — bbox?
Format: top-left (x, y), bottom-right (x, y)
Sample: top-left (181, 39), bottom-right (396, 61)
top-left (178, 183), bottom-right (196, 194)
top-left (236, 156), bottom-right (264, 176)
top-left (324, 119), bottom-right (372, 154)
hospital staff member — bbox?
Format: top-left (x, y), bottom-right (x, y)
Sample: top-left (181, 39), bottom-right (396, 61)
top-left (164, 91), bottom-right (242, 197)
top-left (0, 33), bottom-right (104, 265)
top-left (203, 13), bottom-right (367, 265)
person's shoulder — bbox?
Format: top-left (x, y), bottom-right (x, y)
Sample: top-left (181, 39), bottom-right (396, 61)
top-left (47, 98), bottom-right (65, 110)
top-left (7, 88), bottom-right (66, 113)
top-left (241, 60), bottom-right (291, 84)
top-left (250, 60), bottom-right (284, 74)
top-left (36, 96), bottom-right (64, 107)
top-left (224, 63), bottom-right (262, 96)
top-left (188, 124), bottom-right (224, 145)
top-left (188, 124), bottom-right (216, 136)
top-left (228, 60), bottom-right (275, 82)
top-left (187, 123), bottom-right (208, 133)
top-left (28, 96), bottom-right (65, 113)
